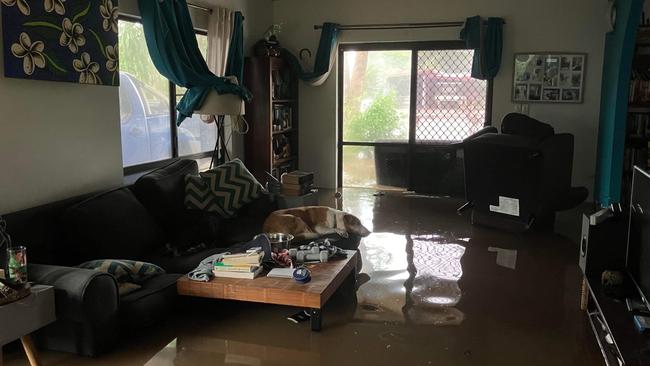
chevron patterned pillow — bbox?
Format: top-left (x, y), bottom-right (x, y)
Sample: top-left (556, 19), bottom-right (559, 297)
top-left (200, 159), bottom-right (265, 218)
top-left (184, 174), bottom-right (229, 217)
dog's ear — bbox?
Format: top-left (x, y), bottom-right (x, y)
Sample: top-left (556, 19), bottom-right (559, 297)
top-left (343, 214), bottom-right (371, 237)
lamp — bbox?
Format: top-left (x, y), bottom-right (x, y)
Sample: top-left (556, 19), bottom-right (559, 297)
top-left (195, 77), bottom-right (246, 168)
top-left (196, 90), bottom-right (246, 116)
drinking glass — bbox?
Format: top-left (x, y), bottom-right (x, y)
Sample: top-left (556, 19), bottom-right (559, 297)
top-left (6, 246), bottom-right (27, 285)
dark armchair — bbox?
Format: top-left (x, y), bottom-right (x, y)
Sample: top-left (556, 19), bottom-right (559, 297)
top-left (460, 113), bottom-right (588, 231)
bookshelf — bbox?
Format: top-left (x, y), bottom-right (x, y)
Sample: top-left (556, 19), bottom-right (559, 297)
top-left (243, 56), bottom-right (299, 184)
top-left (623, 26), bottom-right (650, 203)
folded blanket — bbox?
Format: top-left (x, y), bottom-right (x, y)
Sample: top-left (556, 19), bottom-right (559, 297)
top-left (187, 253), bottom-right (228, 282)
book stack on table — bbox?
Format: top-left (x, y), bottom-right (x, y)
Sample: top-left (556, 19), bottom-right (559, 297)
top-left (281, 171), bottom-right (314, 197)
top-left (213, 249), bottom-right (264, 279)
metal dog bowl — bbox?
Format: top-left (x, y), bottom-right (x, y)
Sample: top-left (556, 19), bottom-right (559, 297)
top-left (262, 233), bottom-right (294, 252)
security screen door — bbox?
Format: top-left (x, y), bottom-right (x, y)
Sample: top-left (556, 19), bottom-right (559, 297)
top-left (339, 41), bottom-right (491, 191)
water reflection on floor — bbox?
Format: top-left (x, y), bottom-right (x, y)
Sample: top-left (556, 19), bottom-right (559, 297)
top-left (354, 232), bottom-right (466, 327)
top-left (4, 188), bottom-right (602, 366)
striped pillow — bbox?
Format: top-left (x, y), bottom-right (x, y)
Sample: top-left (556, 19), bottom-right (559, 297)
top-left (184, 174), bottom-right (228, 217)
top-left (200, 159), bottom-right (265, 218)
top-left (77, 260), bottom-right (165, 284)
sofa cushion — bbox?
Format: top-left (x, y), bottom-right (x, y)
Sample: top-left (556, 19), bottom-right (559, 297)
top-left (77, 259), bottom-right (166, 284)
top-left (134, 159), bottom-right (199, 226)
top-left (61, 188), bottom-right (165, 265)
top-left (219, 214), bottom-right (267, 245)
top-left (200, 159), bottom-right (265, 218)
top-left (136, 159), bottom-right (223, 247)
top-left (118, 283), bottom-right (141, 297)
top-left (119, 273), bottom-right (180, 329)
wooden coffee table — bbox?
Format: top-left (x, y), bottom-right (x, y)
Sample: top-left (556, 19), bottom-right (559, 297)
top-left (177, 250), bottom-right (359, 331)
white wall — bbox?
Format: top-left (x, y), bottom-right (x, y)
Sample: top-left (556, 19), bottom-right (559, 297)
top-left (0, 0), bottom-right (272, 214)
top-left (0, 15), bottom-right (123, 214)
top-left (273, 0), bottom-right (610, 193)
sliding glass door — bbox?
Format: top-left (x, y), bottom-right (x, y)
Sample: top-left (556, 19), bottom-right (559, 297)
top-left (338, 42), bottom-right (492, 193)
top-left (341, 49), bottom-right (411, 189)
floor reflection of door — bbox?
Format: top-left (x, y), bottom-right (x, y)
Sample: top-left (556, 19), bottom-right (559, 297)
top-left (339, 43), bottom-right (491, 195)
top-left (353, 232), bottom-right (466, 326)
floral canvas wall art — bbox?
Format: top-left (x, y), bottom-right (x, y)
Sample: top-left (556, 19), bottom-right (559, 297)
top-left (2, 0), bottom-right (119, 86)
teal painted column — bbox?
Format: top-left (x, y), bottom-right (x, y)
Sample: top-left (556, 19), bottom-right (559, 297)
top-left (595, 0), bottom-right (644, 206)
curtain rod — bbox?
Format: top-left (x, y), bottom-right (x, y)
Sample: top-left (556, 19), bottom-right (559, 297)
top-left (314, 21), bottom-right (498, 31)
top-left (187, 2), bottom-right (212, 13)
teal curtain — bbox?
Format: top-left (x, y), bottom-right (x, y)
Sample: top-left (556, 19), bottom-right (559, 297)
top-left (460, 16), bottom-right (505, 80)
top-left (138, 0), bottom-right (252, 125)
top-left (282, 22), bottom-right (340, 86)
top-left (595, 0), bottom-right (644, 206)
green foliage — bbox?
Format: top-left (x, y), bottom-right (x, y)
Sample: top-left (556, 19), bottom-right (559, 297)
top-left (345, 92), bottom-right (404, 142)
top-left (118, 20), bottom-right (208, 93)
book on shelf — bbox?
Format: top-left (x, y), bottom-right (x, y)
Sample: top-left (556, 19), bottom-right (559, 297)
top-left (281, 171), bottom-right (314, 185)
top-left (629, 70), bottom-right (650, 105)
top-left (212, 266), bottom-right (264, 280)
top-left (629, 113), bottom-right (650, 136)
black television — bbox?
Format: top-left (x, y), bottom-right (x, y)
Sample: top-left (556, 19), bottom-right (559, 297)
top-left (627, 166), bottom-right (650, 310)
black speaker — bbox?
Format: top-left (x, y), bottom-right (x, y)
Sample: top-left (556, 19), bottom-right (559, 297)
top-left (579, 210), bottom-right (627, 277)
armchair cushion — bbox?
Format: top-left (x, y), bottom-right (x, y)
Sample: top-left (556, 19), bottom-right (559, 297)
top-left (501, 113), bottom-right (555, 141)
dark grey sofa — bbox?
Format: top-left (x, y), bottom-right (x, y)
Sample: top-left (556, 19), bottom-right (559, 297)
top-left (2, 159), bottom-right (276, 356)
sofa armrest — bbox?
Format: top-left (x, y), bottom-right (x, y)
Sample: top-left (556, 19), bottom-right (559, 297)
top-left (28, 264), bottom-right (119, 324)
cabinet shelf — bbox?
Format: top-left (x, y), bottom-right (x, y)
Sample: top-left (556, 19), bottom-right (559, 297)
top-left (628, 105), bottom-right (650, 113)
top-left (273, 156), bottom-right (296, 167)
top-left (244, 56), bottom-right (299, 182)
top-left (272, 128), bottom-right (295, 135)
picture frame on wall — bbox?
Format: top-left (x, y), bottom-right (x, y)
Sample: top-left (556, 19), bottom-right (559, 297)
top-left (512, 53), bottom-right (586, 103)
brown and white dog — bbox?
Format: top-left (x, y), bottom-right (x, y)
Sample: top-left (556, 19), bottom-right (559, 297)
top-left (263, 206), bottom-right (371, 241)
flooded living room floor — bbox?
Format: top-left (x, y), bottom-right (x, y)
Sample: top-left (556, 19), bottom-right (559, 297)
top-left (3, 188), bottom-right (602, 366)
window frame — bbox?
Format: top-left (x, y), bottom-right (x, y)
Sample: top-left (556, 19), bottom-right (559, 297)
top-left (119, 15), bottom-right (214, 176)
top-left (337, 41), bottom-right (494, 188)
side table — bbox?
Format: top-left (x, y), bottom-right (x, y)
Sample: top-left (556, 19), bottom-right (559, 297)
top-left (0, 285), bottom-right (56, 366)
